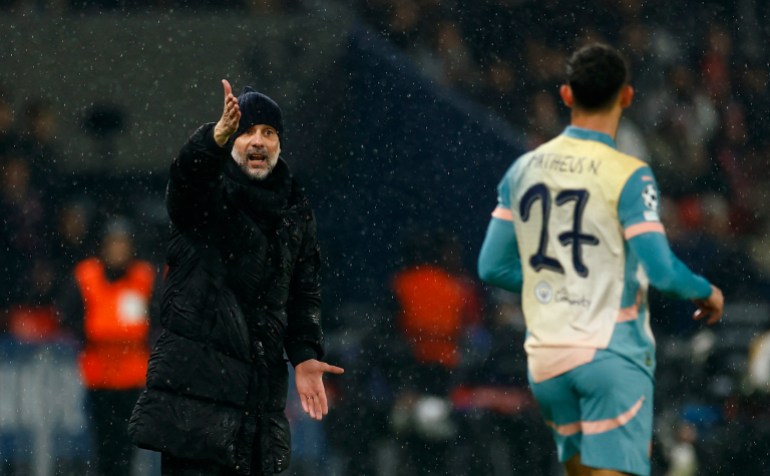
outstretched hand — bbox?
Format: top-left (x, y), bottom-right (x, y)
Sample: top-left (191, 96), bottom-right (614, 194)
top-left (295, 359), bottom-right (344, 421)
top-left (693, 284), bottom-right (724, 325)
top-left (213, 79), bottom-right (241, 147)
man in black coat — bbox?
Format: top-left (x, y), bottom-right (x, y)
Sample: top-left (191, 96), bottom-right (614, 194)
top-left (129, 80), bottom-right (343, 476)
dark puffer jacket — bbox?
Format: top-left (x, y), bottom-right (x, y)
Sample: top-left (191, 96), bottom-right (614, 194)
top-left (128, 123), bottom-right (323, 475)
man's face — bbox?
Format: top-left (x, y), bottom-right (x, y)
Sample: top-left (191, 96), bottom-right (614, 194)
top-left (102, 233), bottom-right (133, 269)
top-left (231, 124), bottom-right (281, 180)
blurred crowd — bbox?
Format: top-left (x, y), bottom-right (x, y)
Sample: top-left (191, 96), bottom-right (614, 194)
top-left (355, 0), bottom-right (770, 287)
top-left (0, 87), bottom-right (165, 341)
top-left (0, 0), bottom-right (304, 13)
top-left (2, 1), bottom-right (770, 475)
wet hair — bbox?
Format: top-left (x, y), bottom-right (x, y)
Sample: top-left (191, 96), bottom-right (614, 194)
top-left (566, 43), bottom-right (628, 111)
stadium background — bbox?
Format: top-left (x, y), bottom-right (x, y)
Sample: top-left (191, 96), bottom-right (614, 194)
top-left (1, 0), bottom-right (769, 474)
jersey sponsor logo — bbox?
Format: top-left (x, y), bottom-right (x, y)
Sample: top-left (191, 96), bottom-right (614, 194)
top-left (554, 287), bottom-right (592, 308)
top-left (535, 281), bottom-right (553, 304)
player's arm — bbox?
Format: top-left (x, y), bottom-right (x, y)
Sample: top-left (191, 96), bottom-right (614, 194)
top-left (620, 167), bottom-right (724, 324)
top-left (166, 80), bottom-right (236, 232)
top-left (628, 233), bottom-right (708, 299)
top-left (478, 208), bottom-right (523, 293)
top-left (628, 233), bottom-right (723, 324)
top-left (478, 174), bottom-right (524, 293)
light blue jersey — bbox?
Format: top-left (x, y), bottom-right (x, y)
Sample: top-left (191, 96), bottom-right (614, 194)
top-left (478, 126), bottom-right (713, 475)
top-left (479, 126), bottom-right (711, 381)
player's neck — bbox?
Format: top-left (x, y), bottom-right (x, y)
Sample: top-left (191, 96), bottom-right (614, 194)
top-left (569, 108), bottom-right (622, 140)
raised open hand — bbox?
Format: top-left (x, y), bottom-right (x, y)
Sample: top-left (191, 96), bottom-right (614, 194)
top-left (213, 79), bottom-right (241, 147)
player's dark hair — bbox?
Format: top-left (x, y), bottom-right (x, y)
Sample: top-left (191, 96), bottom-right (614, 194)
top-left (566, 43), bottom-right (628, 111)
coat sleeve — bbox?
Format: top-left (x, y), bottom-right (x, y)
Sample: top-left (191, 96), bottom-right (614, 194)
top-left (166, 123), bottom-right (229, 234)
top-left (284, 209), bottom-right (324, 366)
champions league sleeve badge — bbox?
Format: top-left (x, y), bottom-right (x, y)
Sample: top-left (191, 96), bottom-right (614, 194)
top-left (641, 184), bottom-right (660, 222)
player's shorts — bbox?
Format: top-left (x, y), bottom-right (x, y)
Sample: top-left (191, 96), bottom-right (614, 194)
top-left (528, 350), bottom-right (653, 476)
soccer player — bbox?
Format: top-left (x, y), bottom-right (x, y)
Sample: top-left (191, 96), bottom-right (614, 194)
top-left (477, 43), bottom-right (724, 476)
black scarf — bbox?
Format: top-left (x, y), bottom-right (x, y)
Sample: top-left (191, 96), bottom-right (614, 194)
top-left (223, 157), bottom-right (294, 230)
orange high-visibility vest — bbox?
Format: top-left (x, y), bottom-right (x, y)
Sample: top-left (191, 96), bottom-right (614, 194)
top-left (393, 265), bottom-right (469, 368)
top-left (74, 257), bottom-right (154, 389)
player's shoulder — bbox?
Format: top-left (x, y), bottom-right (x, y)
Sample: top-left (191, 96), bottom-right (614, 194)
top-left (583, 144), bottom-right (647, 192)
top-left (607, 147), bottom-right (647, 172)
top-left (502, 148), bottom-right (536, 182)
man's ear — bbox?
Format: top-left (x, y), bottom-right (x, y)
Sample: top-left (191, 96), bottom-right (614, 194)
top-left (559, 84), bottom-right (574, 108)
top-left (619, 85), bottom-right (634, 109)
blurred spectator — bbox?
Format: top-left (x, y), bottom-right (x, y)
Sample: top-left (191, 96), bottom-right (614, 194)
top-left (619, 22), bottom-right (663, 96)
top-left (699, 23), bottom-right (733, 104)
top-left (748, 328), bottom-right (770, 394)
top-left (709, 99), bottom-right (763, 235)
top-left (392, 232), bottom-right (482, 388)
top-left (246, 0), bottom-right (303, 13)
top-left (747, 218), bottom-right (770, 284)
top-left (643, 65), bottom-right (724, 197)
top-left (323, 301), bottom-right (409, 475)
top-left (0, 154), bottom-right (51, 306)
top-left (359, 0), bottom-right (426, 50)
top-left (20, 97), bottom-right (66, 195)
top-left (56, 217), bottom-right (156, 476)
top-left (427, 19), bottom-right (482, 91)
top-left (0, 85), bottom-right (23, 156)
top-left (524, 90), bottom-right (562, 148)
top-left (736, 60), bottom-right (770, 149)
top-left (388, 232), bottom-right (483, 475)
top-left (672, 194), bottom-right (761, 300)
top-left (50, 198), bottom-right (97, 275)
top-left (664, 421), bottom-right (699, 476)
top-left (5, 254), bottom-right (61, 341)
top-left (476, 55), bottom-right (520, 126)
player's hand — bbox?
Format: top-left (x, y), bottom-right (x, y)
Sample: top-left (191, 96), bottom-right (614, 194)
top-left (692, 284), bottom-right (724, 325)
top-left (295, 359), bottom-right (344, 421)
top-left (213, 79), bottom-right (240, 147)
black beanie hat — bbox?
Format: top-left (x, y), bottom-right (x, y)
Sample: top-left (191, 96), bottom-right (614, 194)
top-left (235, 86), bottom-right (284, 138)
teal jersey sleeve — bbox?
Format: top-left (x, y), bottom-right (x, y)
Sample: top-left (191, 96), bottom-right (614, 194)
top-left (628, 234), bottom-right (712, 299)
top-left (618, 166), bottom-right (661, 228)
top-left (478, 217), bottom-right (523, 293)
top-left (497, 171), bottom-right (513, 209)
top-left (619, 167), bottom-right (712, 300)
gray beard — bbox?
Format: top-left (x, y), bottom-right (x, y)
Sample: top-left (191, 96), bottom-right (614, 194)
top-left (231, 149), bottom-right (277, 181)
top-left (240, 160), bottom-right (273, 181)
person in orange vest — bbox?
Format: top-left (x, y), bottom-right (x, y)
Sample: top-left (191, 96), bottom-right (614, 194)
top-left (392, 233), bottom-right (483, 389)
top-left (389, 232), bottom-right (484, 474)
top-left (56, 217), bottom-right (156, 476)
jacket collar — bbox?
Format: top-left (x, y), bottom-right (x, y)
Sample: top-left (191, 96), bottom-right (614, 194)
top-left (224, 157), bottom-right (295, 227)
